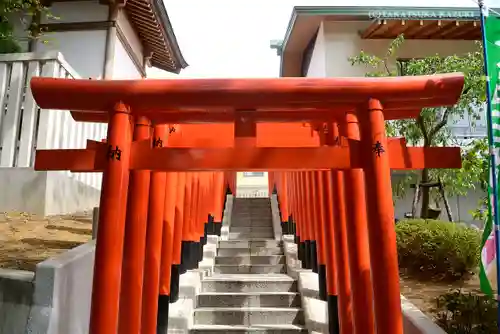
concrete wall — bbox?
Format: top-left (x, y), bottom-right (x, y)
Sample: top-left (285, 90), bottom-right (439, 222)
top-left (27, 241), bottom-right (95, 334)
top-left (0, 269), bottom-right (34, 334)
top-left (0, 241), bottom-right (95, 334)
top-left (0, 168), bottom-right (100, 216)
top-left (392, 173), bottom-right (485, 226)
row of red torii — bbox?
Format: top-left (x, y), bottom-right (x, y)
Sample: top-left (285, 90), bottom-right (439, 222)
top-left (29, 73), bottom-right (464, 334)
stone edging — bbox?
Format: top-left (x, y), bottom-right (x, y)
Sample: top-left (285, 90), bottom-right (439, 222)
top-left (270, 194), bottom-right (283, 241)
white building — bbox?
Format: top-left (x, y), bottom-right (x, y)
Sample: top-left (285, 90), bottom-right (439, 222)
top-left (272, 5), bottom-right (491, 224)
top-left (237, 172), bottom-right (269, 198)
top-left (0, 0), bottom-right (186, 215)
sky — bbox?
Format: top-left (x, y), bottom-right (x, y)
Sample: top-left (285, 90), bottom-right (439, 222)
top-left (147, 0), bottom-right (491, 79)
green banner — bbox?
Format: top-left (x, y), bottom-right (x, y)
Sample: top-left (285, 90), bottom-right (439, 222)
top-left (480, 13), bottom-right (500, 297)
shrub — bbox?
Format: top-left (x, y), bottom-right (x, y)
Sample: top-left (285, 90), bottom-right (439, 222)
top-left (434, 289), bottom-right (497, 333)
top-left (395, 219), bottom-right (481, 280)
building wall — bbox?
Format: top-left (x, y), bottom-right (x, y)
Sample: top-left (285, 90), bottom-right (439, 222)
top-left (320, 20), bottom-right (486, 135)
top-left (322, 21), bottom-right (477, 77)
top-left (304, 20), bottom-right (485, 224)
top-left (35, 1), bottom-right (108, 79)
top-left (111, 35), bottom-right (143, 79)
top-left (112, 10), bottom-right (144, 79)
top-left (305, 22), bottom-right (327, 78)
top-left (9, 12), bottom-right (31, 52)
top-left (33, 2), bottom-right (145, 80)
top-left (236, 172), bottom-right (269, 198)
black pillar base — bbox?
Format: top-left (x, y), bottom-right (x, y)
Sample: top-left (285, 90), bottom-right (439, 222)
top-left (310, 240), bottom-right (319, 273)
top-left (303, 240), bottom-right (312, 269)
top-left (297, 236), bottom-right (303, 261)
top-left (206, 214), bottom-right (215, 236)
top-left (203, 221), bottom-right (209, 243)
top-left (327, 295), bottom-right (340, 334)
top-left (318, 264), bottom-right (327, 301)
top-left (198, 237), bottom-right (202, 263)
top-left (169, 264), bottom-right (180, 303)
top-left (157, 294), bottom-right (170, 334)
top-left (200, 236), bottom-right (206, 251)
top-left (214, 223), bottom-right (222, 236)
top-left (180, 241), bottom-right (191, 274)
top-left (291, 220), bottom-right (297, 238)
top-left (281, 221), bottom-right (290, 235)
top-left (190, 242), bottom-right (200, 269)
top-left (206, 219), bottom-right (215, 235)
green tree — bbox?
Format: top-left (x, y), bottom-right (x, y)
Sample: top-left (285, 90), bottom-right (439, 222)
top-left (0, 0), bottom-right (48, 53)
top-left (349, 34), bottom-right (488, 219)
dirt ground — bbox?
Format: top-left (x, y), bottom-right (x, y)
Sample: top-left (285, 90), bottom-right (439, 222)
top-left (0, 210), bottom-right (93, 271)
top-left (400, 273), bottom-right (482, 318)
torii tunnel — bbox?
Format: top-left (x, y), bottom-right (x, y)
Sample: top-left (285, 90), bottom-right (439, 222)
top-left (29, 73), bottom-right (464, 334)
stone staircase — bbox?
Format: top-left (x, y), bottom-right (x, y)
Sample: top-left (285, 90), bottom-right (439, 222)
top-left (191, 198), bottom-right (306, 333)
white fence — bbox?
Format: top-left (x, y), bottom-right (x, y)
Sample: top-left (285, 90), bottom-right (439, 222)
top-left (0, 51), bottom-right (107, 190)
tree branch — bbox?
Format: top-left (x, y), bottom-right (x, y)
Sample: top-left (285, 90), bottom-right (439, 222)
top-left (428, 107), bottom-right (452, 142)
top-left (383, 59), bottom-right (392, 76)
top-left (416, 115), bottom-right (429, 145)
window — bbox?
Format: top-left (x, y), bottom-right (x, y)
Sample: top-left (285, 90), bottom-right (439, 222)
top-left (243, 172), bottom-right (265, 177)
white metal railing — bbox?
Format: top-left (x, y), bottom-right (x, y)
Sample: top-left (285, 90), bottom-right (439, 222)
top-left (236, 190), bottom-right (269, 198)
top-left (0, 51), bottom-right (107, 189)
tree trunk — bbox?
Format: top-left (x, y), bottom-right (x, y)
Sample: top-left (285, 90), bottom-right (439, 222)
top-left (420, 168), bottom-right (430, 218)
top-left (411, 179), bottom-right (420, 218)
top-left (438, 178), bottom-right (454, 222)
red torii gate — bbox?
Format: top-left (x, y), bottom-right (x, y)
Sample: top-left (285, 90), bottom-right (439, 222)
top-left (29, 73), bottom-right (464, 334)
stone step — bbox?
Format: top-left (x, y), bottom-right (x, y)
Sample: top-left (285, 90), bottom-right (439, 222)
top-left (219, 240), bottom-right (282, 248)
top-left (193, 307), bottom-right (304, 326)
top-left (214, 264), bottom-right (285, 274)
top-left (232, 215), bottom-right (272, 220)
top-left (197, 292), bottom-right (300, 308)
top-left (190, 324), bottom-right (307, 333)
top-left (230, 223), bottom-right (273, 227)
top-left (201, 275), bottom-right (296, 293)
top-left (231, 217), bottom-right (273, 225)
top-left (230, 226), bottom-right (274, 233)
top-left (231, 218), bottom-right (273, 224)
top-left (234, 201), bottom-right (270, 204)
top-left (217, 248), bottom-right (283, 256)
top-left (229, 232), bottom-right (274, 239)
top-left (231, 207), bottom-right (273, 216)
top-left (215, 255), bottom-right (285, 265)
